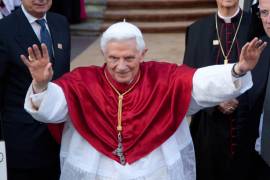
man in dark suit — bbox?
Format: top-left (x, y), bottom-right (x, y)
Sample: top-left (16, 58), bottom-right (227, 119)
top-left (0, 0), bottom-right (70, 179)
top-left (251, 0), bottom-right (270, 179)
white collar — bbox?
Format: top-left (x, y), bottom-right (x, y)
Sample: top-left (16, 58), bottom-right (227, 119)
top-left (218, 7), bottom-right (240, 23)
top-left (21, 4), bottom-right (47, 24)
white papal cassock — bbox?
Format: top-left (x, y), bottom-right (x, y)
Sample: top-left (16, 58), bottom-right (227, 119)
top-left (24, 64), bottom-right (252, 180)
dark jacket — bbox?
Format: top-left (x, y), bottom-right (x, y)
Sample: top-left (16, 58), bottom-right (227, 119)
top-left (0, 7), bottom-right (70, 168)
top-left (183, 11), bottom-right (270, 180)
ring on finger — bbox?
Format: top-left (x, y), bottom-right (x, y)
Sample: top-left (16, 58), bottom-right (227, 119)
top-left (28, 55), bottom-right (34, 61)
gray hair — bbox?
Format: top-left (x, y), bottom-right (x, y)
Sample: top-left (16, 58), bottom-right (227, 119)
top-left (100, 22), bottom-right (145, 53)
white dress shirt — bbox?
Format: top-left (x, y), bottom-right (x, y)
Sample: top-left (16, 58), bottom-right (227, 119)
top-left (21, 4), bottom-right (50, 42)
top-left (25, 64), bottom-right (252, 180)
top-left (255, 113), bottom-right (263, 153)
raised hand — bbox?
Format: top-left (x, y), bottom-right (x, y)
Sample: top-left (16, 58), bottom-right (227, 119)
top-left (21, 44), bottom-right (53, 93)
top-left (235, 37), bottom-right (267, 75)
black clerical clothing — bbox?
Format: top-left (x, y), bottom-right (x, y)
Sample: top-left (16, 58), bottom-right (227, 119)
top-left (183, 10), bottom-right (263, 180)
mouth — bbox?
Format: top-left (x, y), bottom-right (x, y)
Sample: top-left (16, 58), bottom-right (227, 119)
top-left (33, 3), bottom-right (47, 7)
top-left (116, 70), bottom-right (129, 74)
top-left (117, 73), bottom-right (128, 77)
top-left (116, 72), bottom-right (131, 79)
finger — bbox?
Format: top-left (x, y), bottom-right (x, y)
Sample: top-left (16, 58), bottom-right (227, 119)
top-left (20, 54), bottom-right (31, 67)
top-left (258, 42), bottom-right (267, 52)
top-left (33, 44), bottom-right (42, 60)
top-left (28, 47), bottom-right (36, 61)
top-left (228, 107), bottom-right (235, 112)
top-left (227, 104), bottom-right (236, 109)
top-left (230, 105), bottom-right (237, 110)
top-left (41, 43), bottom-right (49, 62)
top-left (248, 40), bottom-right (257, 52)
top-left (249, 37), bottom-right (258, 48)
top-left (247, 38), bottom-right (259, 53)
top-left (28, 55), bottom-right (34, 62)
top-left (254, 39), bottom-right (262, 49)
top-left (241, 42), bottom-right (249, 58)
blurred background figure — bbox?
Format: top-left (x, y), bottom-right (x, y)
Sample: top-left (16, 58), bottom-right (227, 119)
top-left (244, 0), bottom-right (265, 38)
top-left (0, 0), bottom-right (21, 18)
top-left (50, 0), bottom-right (87, 24)
top-left (183, 0), bottom-right (264, 180)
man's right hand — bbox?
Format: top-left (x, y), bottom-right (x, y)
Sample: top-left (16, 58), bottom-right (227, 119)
top-left (21, 44), bottom-right (53, 93)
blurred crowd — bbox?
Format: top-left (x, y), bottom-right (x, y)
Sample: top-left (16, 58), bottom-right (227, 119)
top-left (0, 0), bottom-right (87, 23)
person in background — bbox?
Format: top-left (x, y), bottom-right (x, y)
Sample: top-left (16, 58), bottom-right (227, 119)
top-left (251, 0), bottom-right (270, 179)
top-left (0, 0), bottom-right (70, 179)
top-left (244, 0), bottom-right (265, 38)
top-left (50, 0), bottom-right (87, 24)
top-left (0, 0), bottom-right (21, 18)
top-left (183, 0), bottom-right (264, 179)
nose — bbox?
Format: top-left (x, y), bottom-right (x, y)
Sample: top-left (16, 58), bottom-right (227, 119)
top-left (116, 59), bottom-right (127, 71)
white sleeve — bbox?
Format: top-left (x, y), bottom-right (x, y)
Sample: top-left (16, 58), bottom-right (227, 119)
top-left (14, 0), bottom-right (21, 6)
top-left (187, 63), bottom-right (253, 115)
top-left (24, 82), bottom-right (68, 123)
top-left (3, 0), bottom-right (13, 13)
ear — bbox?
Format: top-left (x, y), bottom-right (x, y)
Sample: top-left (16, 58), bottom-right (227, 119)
top-left (101, 49), bottom-right (105, 56)
top-left (140, 48), bottom-right (148, 62)
top-left (101, 50), bottom-right (107, 63)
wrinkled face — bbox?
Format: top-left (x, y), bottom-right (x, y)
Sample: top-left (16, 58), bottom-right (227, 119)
top-left (104, 39), bottom-right (146, 84)
top-left (22, 0), bottom-right (52, 18)
top-left (216, 0), bottom-right (239, 9)
top-left (259, 0), bottom-right (270, 37)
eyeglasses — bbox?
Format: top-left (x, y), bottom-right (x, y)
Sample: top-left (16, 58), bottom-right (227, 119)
top-left (259, 9), bottom-right (270, 18)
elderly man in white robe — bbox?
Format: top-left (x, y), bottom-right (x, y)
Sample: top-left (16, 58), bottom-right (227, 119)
top-left (22, 22), bottom-right (266, 180)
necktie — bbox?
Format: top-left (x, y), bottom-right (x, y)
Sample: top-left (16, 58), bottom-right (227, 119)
top-left (261, 67), bottom-right (270, 166)
top-left (36, 19), bottom-right (53, 58)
